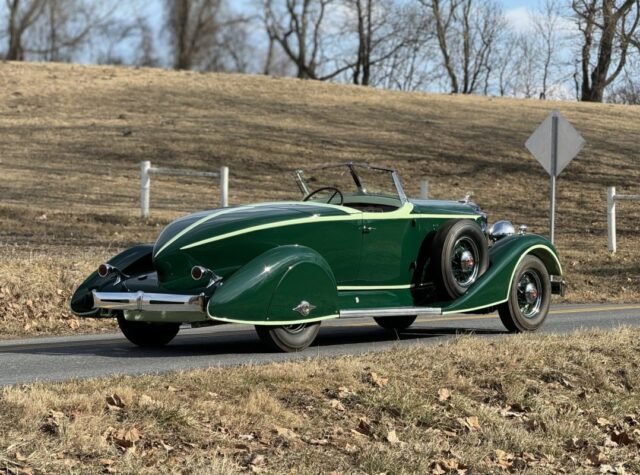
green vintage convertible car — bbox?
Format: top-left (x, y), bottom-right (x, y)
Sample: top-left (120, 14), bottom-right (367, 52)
top-left (71, 163), bottom-right (564, 351)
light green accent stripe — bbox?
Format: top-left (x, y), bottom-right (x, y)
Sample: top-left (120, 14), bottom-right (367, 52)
top-left (254, 201), bottom-right (361, 214)
top-left (441, 244), bottom-right (562, 315)
top-left (338, 284), bottom-right (415, 291)
top-left (155, 207), bottom-right (252, 257)
top-left (207, 314), bottom-right (339, 325)
top-left (155, 201), bottom-right (359, 257)
top-left (181, 202), bottom-right (478, 251)
top-left (441, 299), bottom-right (508, 315)
top-left (181, 214), bottom-right (360, 250)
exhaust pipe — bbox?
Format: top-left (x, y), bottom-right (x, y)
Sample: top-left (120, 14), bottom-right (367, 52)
top-left (97, 263), bottom-right (115, 278)
top-left (97, 264), bottom-right (129, 285)
top-left (191, 265), bottom-right (223, 287)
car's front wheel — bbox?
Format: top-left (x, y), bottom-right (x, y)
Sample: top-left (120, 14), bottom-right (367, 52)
top-left (255, 322), bottom-right (321, 352)
top-left (117, 314), bottom-right (180, 347)
top-left (498, 255), bottom-right (551, 333)
top-left (374, 316), bottom-right (416, 331)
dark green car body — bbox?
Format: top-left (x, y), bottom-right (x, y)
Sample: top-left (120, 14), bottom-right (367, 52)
top-left (71, 164), bottom-right (563, 330)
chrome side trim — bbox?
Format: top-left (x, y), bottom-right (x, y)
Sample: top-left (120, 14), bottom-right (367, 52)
top-left (339, 307), bottom-right (442, 319)
top-left (92, 290), bottom-right (205, 313)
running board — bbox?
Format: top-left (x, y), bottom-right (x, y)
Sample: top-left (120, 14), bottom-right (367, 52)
top-left (339, 307), bottom-right (442, 319)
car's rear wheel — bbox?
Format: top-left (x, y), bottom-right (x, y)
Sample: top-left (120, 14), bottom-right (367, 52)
top-left (374, 316), bottom-right (417, 331)
top-left (117, 314), bottom-right (180, 347)
top-left (498, 255), bottom-right (551, 333)
top-left (432, 219), bottom-right (489, 299)
top-left (255, 322), bottom-right (321, 352)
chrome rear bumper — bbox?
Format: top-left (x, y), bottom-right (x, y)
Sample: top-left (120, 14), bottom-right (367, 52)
top-left (92, 290), bottom-right (205, 313)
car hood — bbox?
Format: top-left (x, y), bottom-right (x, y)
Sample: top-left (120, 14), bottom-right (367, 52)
top-left (153, 202), bottom-right (356, 259)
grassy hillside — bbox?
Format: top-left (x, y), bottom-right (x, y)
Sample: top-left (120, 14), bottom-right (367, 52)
top-left (0, 328), bottom-right (639, 474)
top-left (0, 61), bottom-right (639, 336)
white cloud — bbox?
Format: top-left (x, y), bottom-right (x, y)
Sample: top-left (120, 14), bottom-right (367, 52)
top-left (505, 6), bottom-right (536, 33)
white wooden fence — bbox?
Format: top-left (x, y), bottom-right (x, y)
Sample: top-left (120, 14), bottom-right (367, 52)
top-left (420, 179), bottom-right (429, 199)
top-left (140, 161), bottom-right (229, 218)
top-left (607, 186), bottom-right (640, 253)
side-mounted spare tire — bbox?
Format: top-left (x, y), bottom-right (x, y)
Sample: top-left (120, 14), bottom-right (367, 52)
top-left (432, 219), bottom-right (489, 299)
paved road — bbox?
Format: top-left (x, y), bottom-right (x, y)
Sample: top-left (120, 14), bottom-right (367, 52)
top-left (1, 304), bottom-right (639, 386)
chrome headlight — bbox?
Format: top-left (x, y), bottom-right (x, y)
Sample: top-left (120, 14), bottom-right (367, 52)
top-left (488, 220), bottom-right (515, 242)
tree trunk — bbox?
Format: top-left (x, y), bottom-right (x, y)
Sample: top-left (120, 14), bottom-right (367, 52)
top-left (7, 0), bottom-right (24, 61)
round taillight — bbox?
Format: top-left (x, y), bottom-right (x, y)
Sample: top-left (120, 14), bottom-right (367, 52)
top-left (191, 266), bottom-right (205, 281)
top-left (97, 263), bottom-right (111, 278)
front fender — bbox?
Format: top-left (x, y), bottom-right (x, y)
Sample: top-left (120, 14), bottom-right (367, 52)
top-left (207, 245), bottom-right (339, 325)
top-left (441, 234), bottom-right (562, 314)
top-left (70, 244), bottom-right (155, 316)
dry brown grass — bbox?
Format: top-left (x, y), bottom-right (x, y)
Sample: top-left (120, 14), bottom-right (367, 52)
top-left (1, 328), bottom-right (639, 474)
top-left (0, 61), bottom-right (639, 337)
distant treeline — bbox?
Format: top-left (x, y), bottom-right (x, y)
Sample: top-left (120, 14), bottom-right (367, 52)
top-left (1, 0), bottom-right (639, 104)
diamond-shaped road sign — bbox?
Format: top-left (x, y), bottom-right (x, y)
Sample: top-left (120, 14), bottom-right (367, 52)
top-left (525, 110), bottom-right (585, 244)
top-left (525, 110), bottom-right (585, 177)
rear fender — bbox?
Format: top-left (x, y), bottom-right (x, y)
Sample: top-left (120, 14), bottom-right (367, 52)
top-left (441, 234), bottom-right (562, 314)
top-left (70, 244), bottom-right (155, 316)
top-left (207, 245), bottom-right (339, 325)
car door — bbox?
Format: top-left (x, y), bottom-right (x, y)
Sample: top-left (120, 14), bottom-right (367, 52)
top-left (295, 213), bottom-right (364, 285)
top-left (357, 210), bottom-right (421, 287)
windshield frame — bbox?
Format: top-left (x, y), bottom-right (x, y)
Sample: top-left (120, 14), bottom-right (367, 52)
top-left (294, 163), bottom-right (408, 205)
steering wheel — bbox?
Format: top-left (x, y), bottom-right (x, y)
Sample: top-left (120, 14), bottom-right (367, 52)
top-left (303, 187), bottom-right (344, 205)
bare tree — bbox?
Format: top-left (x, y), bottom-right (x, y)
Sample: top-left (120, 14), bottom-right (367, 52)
top-left (372, 2), bottom-right (438, 91)
top-left (609, 61), bottom-right (640, 103)
top-left (342, 0), bottom-right (419, 86)
top-left (263, 0), bottom-right (354, 80)
top-left (572, 0), bottom-right (640, 102)
top-left (167, 0), bottom-right (219, 70)
top-left (492, 32), bottom-right (518, 96)
top-left (166, 0), bottom-right (249, 71)
top-left (350, 0), bottom-right (373, 85)
top-left (29, 0), bottom-right (110, 62)
top-left (532, 0), bottom-right (564, 99)
top-left (4, 0), bottom-right (45, 60)
top-left (3, 0), bottom-right (121, 63)
top-left (421, 0), bottom-right (505, 94)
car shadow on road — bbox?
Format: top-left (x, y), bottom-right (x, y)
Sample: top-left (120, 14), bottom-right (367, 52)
top-left (0, 325), bottom-right (507, 360)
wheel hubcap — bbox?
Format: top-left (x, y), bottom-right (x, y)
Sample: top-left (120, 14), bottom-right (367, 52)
top-left (517, 271), bottom-right (543, 319)
top-left (451, 237), bottom-right (479, 287)
top-left (283, 324), bottom-right (306, 334)
top-left (524, 283), bottom-right (538, 304)
top-left (460, 251), bottom-right (475, 272)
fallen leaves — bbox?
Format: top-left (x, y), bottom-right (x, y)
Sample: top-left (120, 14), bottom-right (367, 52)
top-left (355, 417), bottom-right (373, 437)
top-left (273, 426), bottom-right (297, 440)
top-left (438, 388), bottom-right (451, 402)
top-left (104, 426), bottom-right (141, 451)
top-left (105, 394), bottom-right (125, 411)
top-left (329, 399), bottom-right (345, 411)
top-left (430, 452), bottom-right (468, 475)
top-left (457, 416), bottom-right (481, 432)
top-left (386, 429), bottom-right (400, 445)
top-left (40, 410), bottom-right (65, 435)
top-left (366, 371), bottom-right (388, 388)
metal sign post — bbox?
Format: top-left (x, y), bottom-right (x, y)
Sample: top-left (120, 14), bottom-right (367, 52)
top-left (526, 110), bottom-right (585, 244)
top-left (550, 113), bottom-right (558, 243)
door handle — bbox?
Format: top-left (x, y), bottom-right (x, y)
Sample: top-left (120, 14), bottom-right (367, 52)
top-left (362, 225), bottom-right (376, 234)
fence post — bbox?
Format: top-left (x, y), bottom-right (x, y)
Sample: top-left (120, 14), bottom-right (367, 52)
top-left (607, 186), bottom-right (616, 253)
top-left (140, 161), bottom-right (151, 218)
top-left (420, 179), bottom-right (429, 199)
top-left (220, 166), bottom-right (229, 208)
